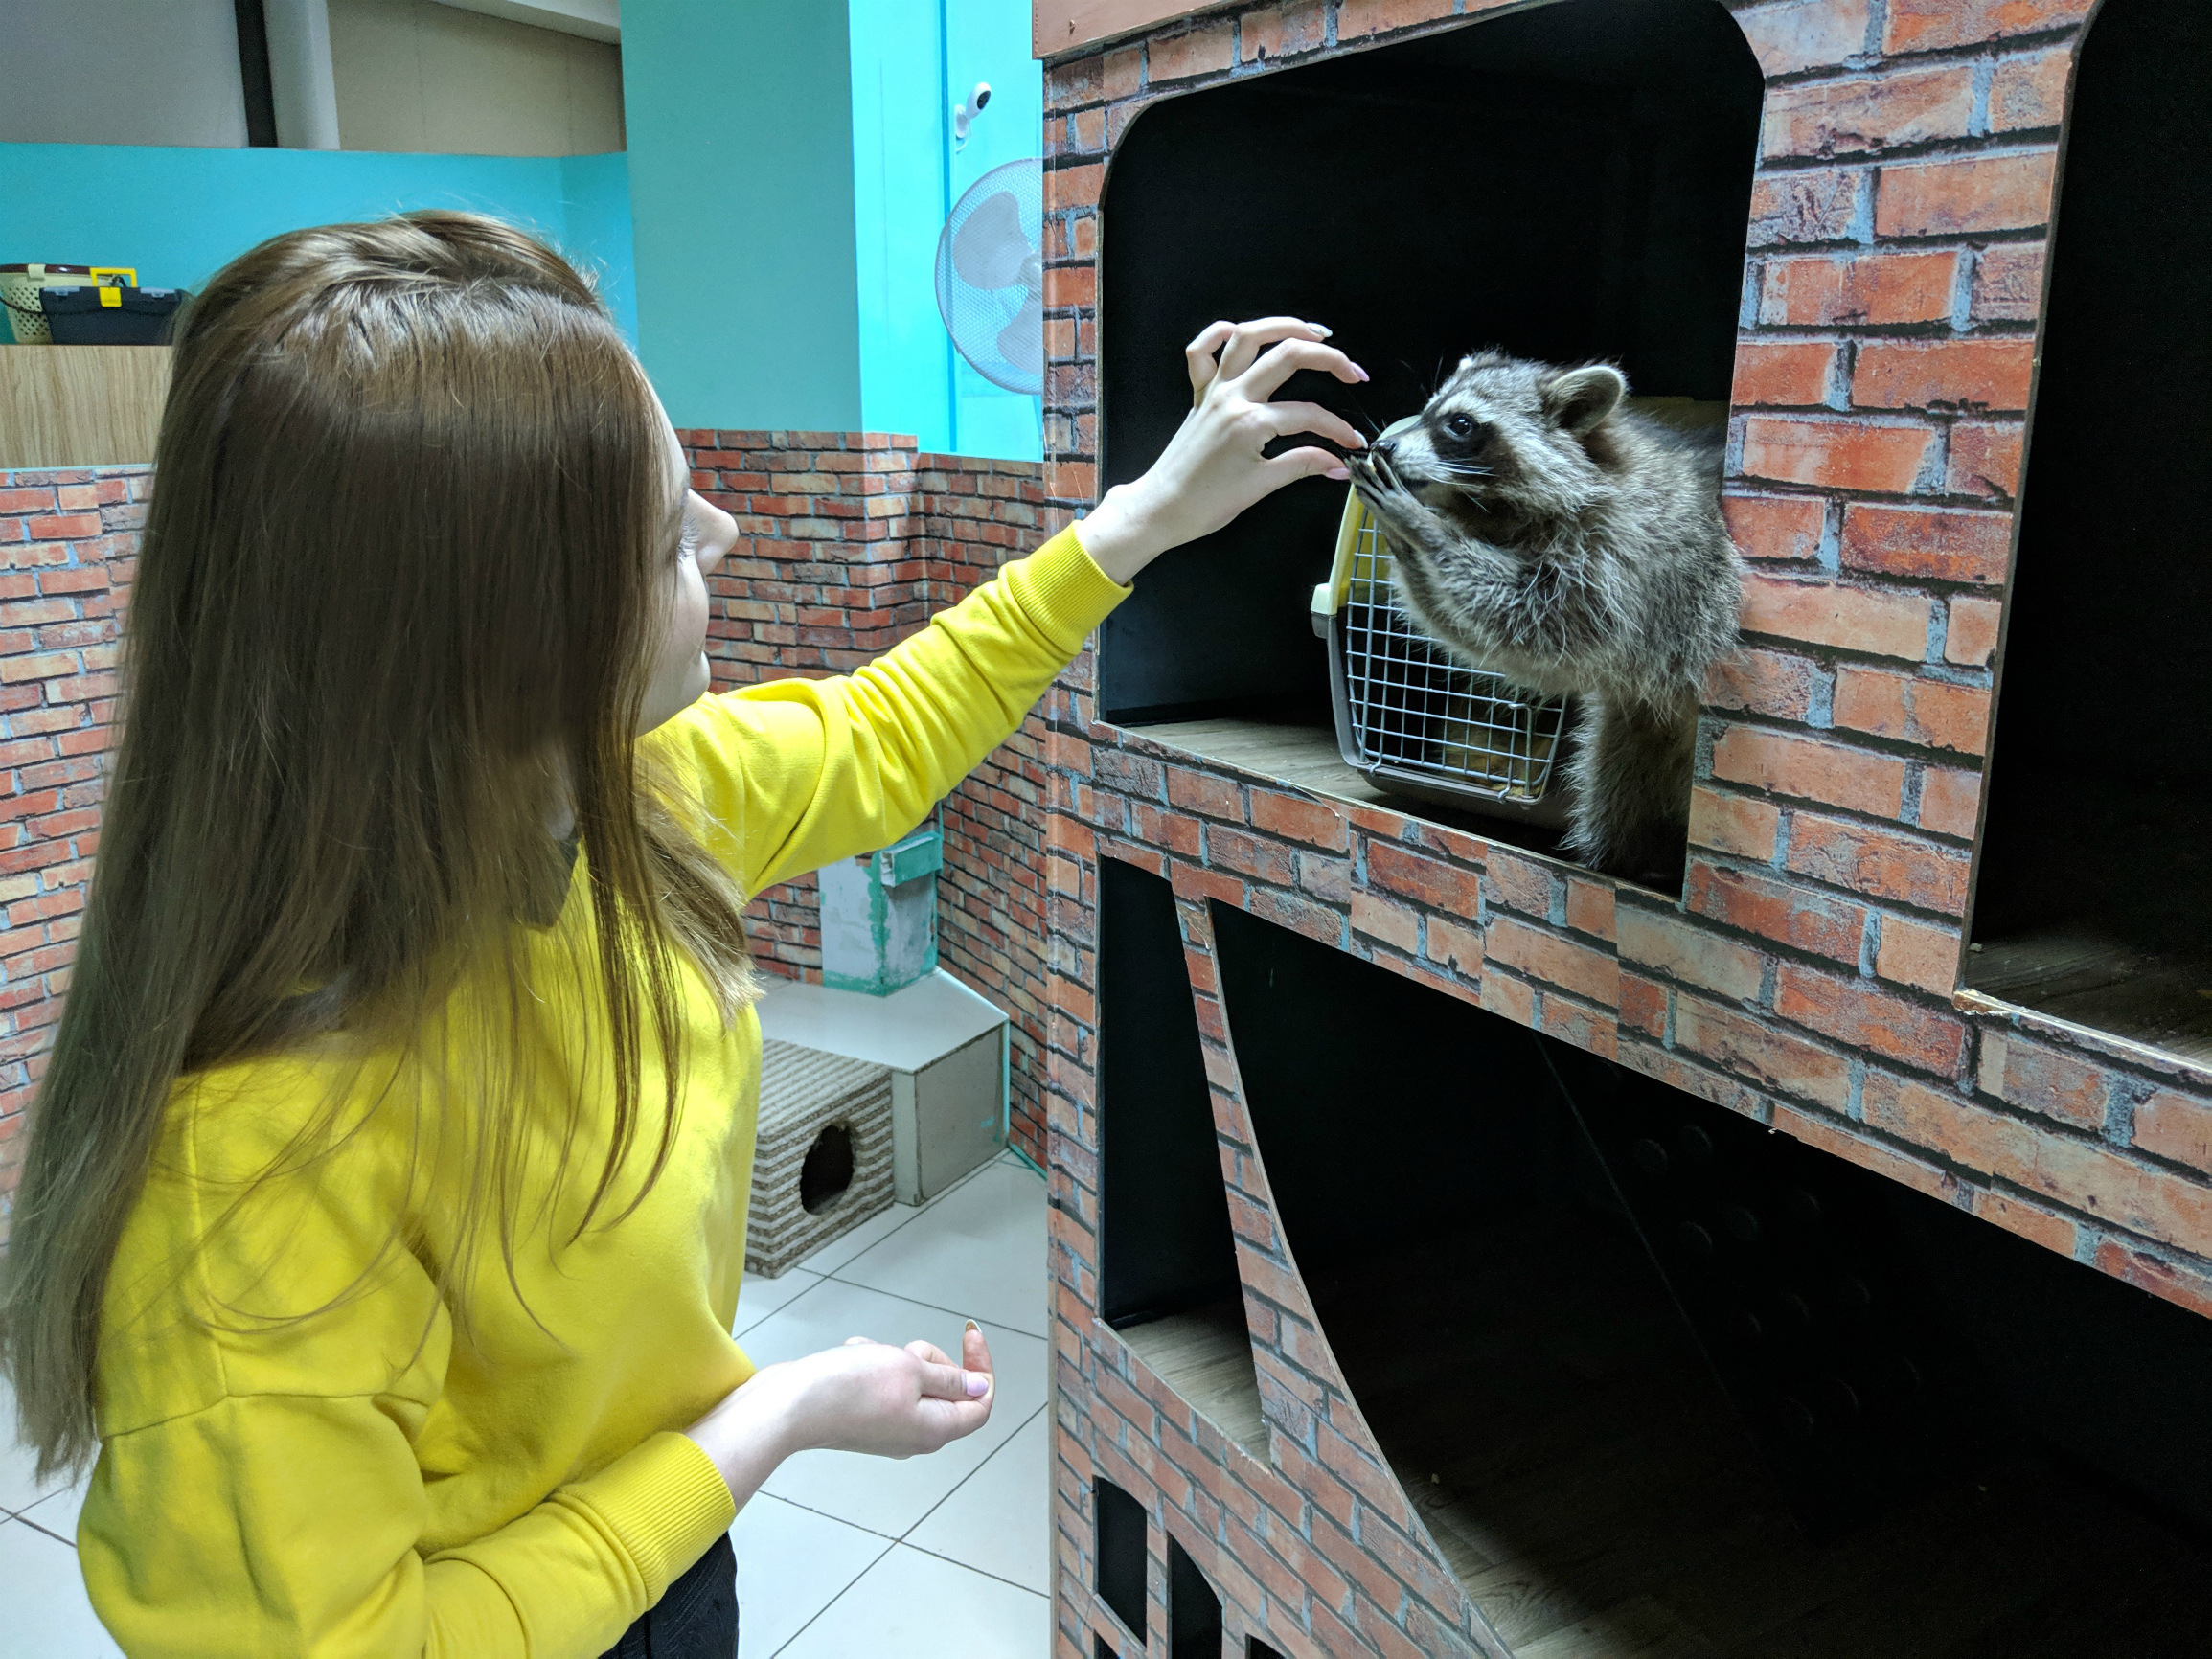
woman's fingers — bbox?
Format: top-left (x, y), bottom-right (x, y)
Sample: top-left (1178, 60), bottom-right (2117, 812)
top-left (1214, 316), bottom-right (1333, 385)
top-left (1235, 337), bottom-right (1368, 401)
top-left (1185, 321), bottom-right (1237, 399)
top-left (913, 1355), bottom-right (977, 1401)
top-left (1268, 446), bottom-right (1357, 485)
top-left (962, 1321), bottom-right (995, 1393)
top-left (1251, 400), bottom-right (1367, 453)
top-left (1189, 318), bottom-right (1338, 403)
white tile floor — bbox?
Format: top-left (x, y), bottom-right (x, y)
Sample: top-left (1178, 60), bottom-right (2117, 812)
top-left (1, 1148), bottom-right (1053, 1656)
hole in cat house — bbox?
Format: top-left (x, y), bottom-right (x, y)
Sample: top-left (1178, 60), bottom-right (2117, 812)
top-left (1097, 0), bottom-right (1760, 872)
top-left (1969, 0), bottom-right (2212, 1063)
top-left (797, 1123), bottom-right (855, 1214)
top-left (1094, 1636), bottom-right (1121, 1659)
top-left (1094, 1476), bottom-right (1150, 1641)
top-left (1168, 1532), bottom-right (1224, 1659)
top-left (1247, 1641), bottom-right (1285, 1659)
top-left (1099, 858), bottom-right (1266, 1458)
top-left (1208, 896), bottom-right (2212, 1654)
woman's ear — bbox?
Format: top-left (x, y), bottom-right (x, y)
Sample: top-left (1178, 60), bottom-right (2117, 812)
top-left (1544, 364), bottom-right (1628, 436)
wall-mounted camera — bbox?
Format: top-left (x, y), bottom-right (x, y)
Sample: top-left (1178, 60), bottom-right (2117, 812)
top-left (953, 81), bottom-right (992, 149)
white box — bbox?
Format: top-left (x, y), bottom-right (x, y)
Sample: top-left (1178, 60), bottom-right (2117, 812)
top-left (756, 969), bottom-right (1009, 1205)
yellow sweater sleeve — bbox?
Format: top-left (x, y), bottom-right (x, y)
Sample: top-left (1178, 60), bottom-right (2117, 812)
top-left (81, 1400), bottom-right (733, 1658)
top-left (649, 524), bottom-right (1129, 892)
top-left (82, 1063), bottom-right (737, 1657)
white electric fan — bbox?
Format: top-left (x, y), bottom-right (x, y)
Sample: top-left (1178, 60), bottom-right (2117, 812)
top-left (933, 158), bottom-right (1044, 396)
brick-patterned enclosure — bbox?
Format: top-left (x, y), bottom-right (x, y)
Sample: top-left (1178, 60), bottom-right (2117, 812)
top-left (0, 467), bottom-right (140, 1248)
top-left (1035, 1), bottom-right (2212, 1655)
top-left (683, 433), bottom-right (1065, 1165)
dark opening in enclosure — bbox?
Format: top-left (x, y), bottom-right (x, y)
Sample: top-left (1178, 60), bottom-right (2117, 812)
top-left (1099, 859), bottom-right (1266, 1455)
top-left (1209, 897), bottom-right (2212, 1654)
top-left (1971, 0), bottom-right (2212, 1060)
top-left (1094, 1636), bottom-right (1120, 1659)
top-left (798, 1123), bottom-right (855, 1214)
top-left (1247, 1641), bottom-right (1285, 1659)
top-left (1097, 0), bottom-right (1762, 805)
top-left (1167, 1533), bottom-right (1224, 1659)
top-left (1094, 1476), bottom-right (1149, 1640)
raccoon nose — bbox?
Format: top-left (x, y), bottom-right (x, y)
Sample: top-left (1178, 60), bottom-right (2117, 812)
top-left (1371, 434), bottom-right (1398, 460)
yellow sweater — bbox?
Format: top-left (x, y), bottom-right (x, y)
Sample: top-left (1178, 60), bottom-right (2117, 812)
top-left (80, 529), bottom-right (1126, 1658)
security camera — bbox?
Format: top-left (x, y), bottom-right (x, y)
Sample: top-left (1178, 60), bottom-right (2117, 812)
top-left (954, 82), bottom-right (993, 149)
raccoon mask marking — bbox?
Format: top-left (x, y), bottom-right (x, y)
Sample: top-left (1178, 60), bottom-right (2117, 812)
top-left (1348, 350), bottom-right (1744, 883)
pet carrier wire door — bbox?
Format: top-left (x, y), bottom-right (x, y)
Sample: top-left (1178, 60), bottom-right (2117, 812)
top-left (1312, 486), bottom-right (1572, 826)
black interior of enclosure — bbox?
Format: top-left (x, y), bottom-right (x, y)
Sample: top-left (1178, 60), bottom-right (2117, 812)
top-left (1208, 898), bottom-right (2212, 1651)
top-left (1097, 0), bottom-right (1762, 726)
top-left (1167, 1534), bottom-right (1224, 1659)
top-left (1973, 0), bottom-right (2212, 984)
top-left (1099, 859), bottom-right (1243, 1327)
top-left (1094, 1477), bottom-right (1150, 1640)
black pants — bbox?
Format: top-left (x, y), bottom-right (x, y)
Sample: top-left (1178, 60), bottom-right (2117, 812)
top-left (597, 1534), bottom-right (739, 1659)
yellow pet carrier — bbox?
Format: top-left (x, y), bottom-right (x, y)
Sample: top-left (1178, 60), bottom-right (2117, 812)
top-left (1310, 480), bottom-right (1573, 828)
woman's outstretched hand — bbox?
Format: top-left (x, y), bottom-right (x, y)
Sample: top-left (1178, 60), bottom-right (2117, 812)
top-left (684, 1322), bottom-right (996, 1511)
top-left (1078, 317), bottom-right (1369, 584)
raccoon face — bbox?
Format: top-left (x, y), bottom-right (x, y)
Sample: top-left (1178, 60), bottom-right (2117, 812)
top-left (1376, 352), bottom-right (1629, 520)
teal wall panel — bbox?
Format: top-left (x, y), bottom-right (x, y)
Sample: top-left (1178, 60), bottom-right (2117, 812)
top-left (0, 142), bottom-right (636, 342)
top-left (624, 2), bottom-right (863, 431)
top-left (848, 0), bottom-right (1041, 458)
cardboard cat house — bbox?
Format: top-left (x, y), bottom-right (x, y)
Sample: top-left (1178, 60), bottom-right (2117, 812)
top-left (1031, 2), bottom-right (2212, 1654)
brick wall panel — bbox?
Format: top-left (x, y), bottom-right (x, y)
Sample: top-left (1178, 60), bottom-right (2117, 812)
top-left (1038, 7), bottom-right (2212, 1645)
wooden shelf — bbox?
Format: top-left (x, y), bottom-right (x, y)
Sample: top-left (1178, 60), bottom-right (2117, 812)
top-left (1118, 1297), bottom-right (1267, 1461)
top-left (1967, 933), bottom-right (2212, 1065)
top-left (0, 346), bottom-right (171, 469)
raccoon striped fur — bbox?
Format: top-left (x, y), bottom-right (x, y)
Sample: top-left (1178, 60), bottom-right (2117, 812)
top-left (1348, 350), bottom-right (1743, 883)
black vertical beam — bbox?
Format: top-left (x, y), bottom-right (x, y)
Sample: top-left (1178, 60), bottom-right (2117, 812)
top-left (234, 0), bottom-right (279, 148)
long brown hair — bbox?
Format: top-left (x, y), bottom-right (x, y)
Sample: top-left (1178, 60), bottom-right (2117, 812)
top-left (0, 212), bottom-right (755, 1477)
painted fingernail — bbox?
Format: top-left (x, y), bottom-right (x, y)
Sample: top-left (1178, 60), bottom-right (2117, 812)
top-left (1326, 466), bottom-right (1352, 481)
top-left (1306, 322), bottom-right (1333, 337)
top-left (966, 1373), bottom-right (991, 1398)
top-left (1356, 365), bottom-right (1372, 382)
top-left (964, 1319), bottom-right (980, 1336)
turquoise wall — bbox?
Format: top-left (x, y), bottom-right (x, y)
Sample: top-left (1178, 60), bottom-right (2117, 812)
top-left (4, 0), bottom-right (1042, 456)
top-left (848, 0), bottom-right (1041, 457)
top-left (0, 143), bottom-right (635, 341)
top-left (623, 2), bottom-right (863, 432)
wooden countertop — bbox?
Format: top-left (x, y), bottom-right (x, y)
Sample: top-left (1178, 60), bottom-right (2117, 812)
top-left (0, 346), bottom-right (171, 469)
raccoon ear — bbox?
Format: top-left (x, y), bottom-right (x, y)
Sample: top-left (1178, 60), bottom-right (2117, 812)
top-left (1544, 365), bottom-right (1627, 436)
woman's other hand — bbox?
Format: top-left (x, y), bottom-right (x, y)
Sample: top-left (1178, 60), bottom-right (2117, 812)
top-left (1078, 317), bottom-right (1369, 584)
top-left (683, 1322), bottom-right (996, 1509)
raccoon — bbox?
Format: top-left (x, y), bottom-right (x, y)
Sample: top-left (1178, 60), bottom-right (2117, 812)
top-left (1348, 350), bottom-right (1743, 883)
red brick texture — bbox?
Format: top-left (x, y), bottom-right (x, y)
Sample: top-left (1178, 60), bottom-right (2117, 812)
top-left (1038, 4), bottom-right (2210, 1656)
top-left (0, 466), bottom-right (145, 1245)
top-left (682, 433), bottom-right (1063, 1166)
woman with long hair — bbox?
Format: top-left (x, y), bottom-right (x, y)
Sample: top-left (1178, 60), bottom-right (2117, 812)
top-left (0, 211), bottom-right (1364, 1656)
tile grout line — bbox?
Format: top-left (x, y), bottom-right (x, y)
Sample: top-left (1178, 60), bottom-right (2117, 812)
top-left (12, 1508), bottom-right (72, 1548)
top-left (777, 1146), bottom-right (998, 1282)
top-left (764, 1534), bottom-right (897, 1659)
top-left (764, 1536), bottom-right (1040, 1657)
top-left (897, 1403), bottom-right (1045, 1537)
top-left (896, 1536), bottom-right (1051, 1602)
top-left (814, 1273), bottom-right (1050, 1344)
